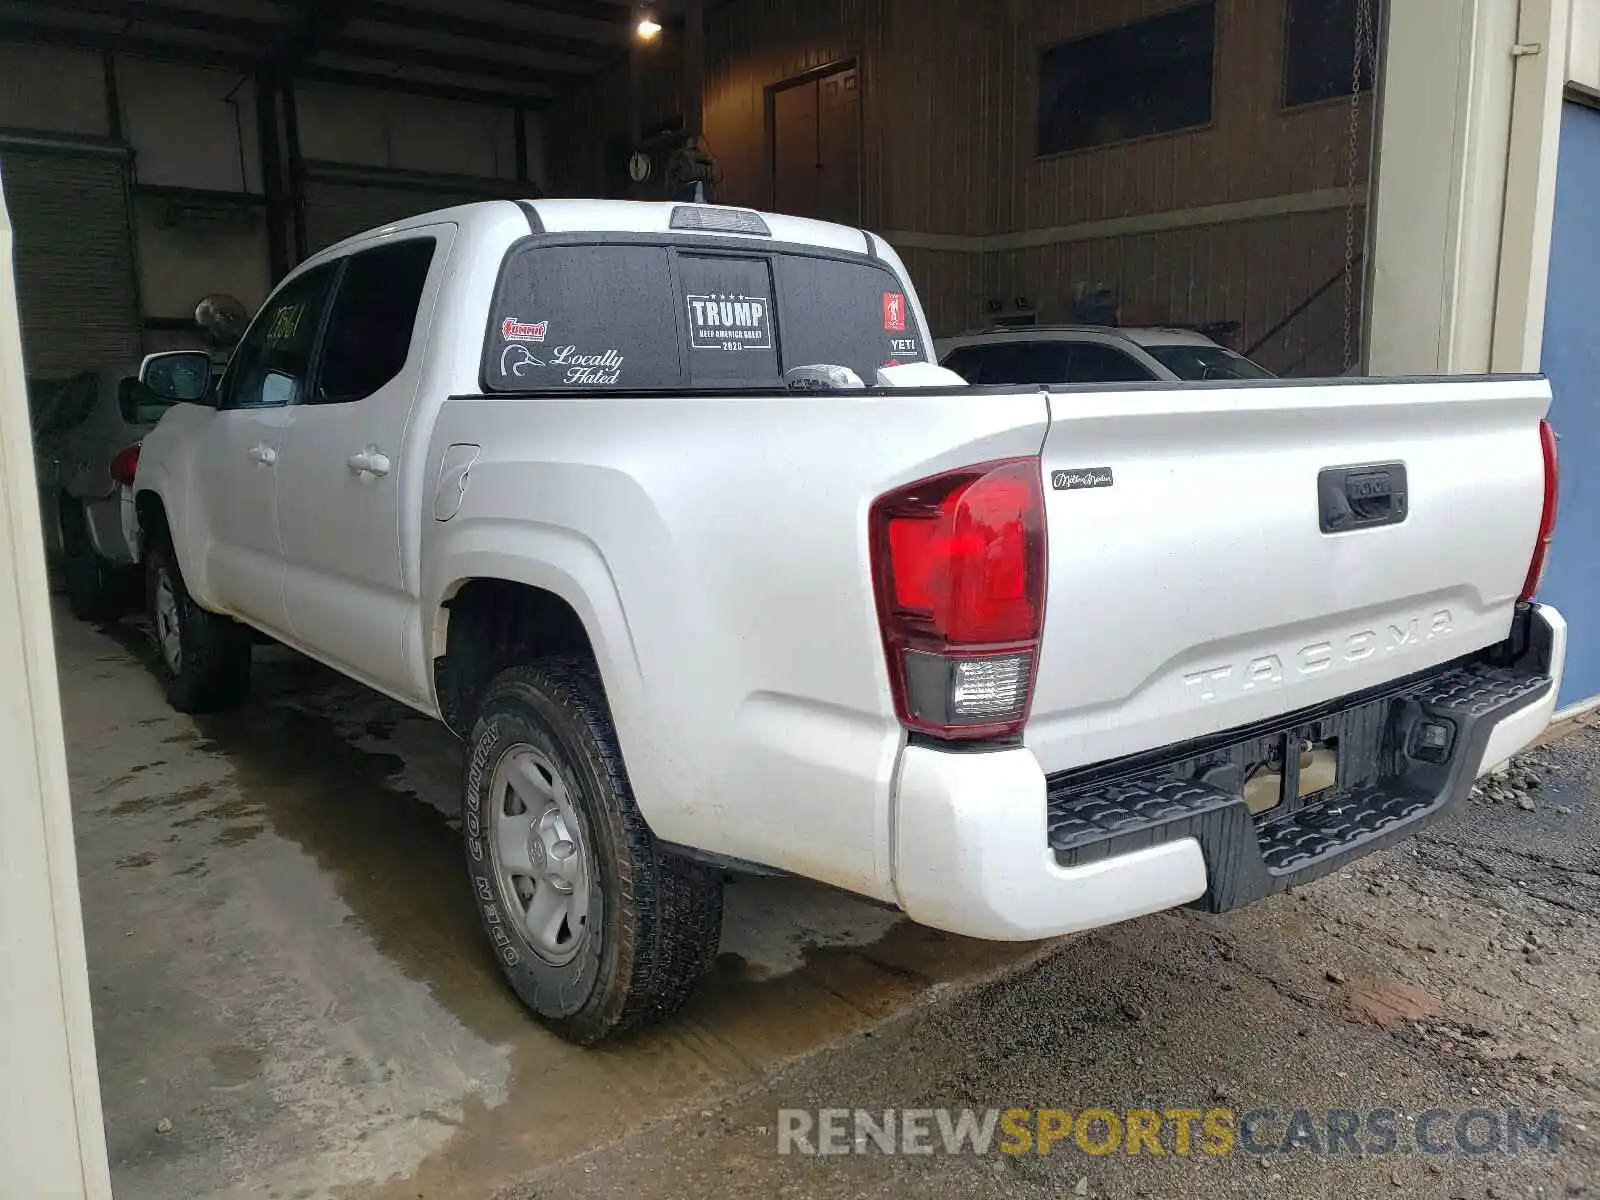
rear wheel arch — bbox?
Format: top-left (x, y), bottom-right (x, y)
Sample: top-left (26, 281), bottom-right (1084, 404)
top-left (56, 492), bottom-right (93, 558)
top-left (135, 489), bottom-right (170, 547)
top-left (434, 578), bottom-right (605, 738)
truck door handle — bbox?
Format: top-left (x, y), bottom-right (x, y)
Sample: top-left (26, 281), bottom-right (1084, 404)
top-left (1318, 462), bottom-right (1407, 532)
top-left (248, 443), bottom-right (277, 465)
top-left (347, 447), bottom-right (391, 478)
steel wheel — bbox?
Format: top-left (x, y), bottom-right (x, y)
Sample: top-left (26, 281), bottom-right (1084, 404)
top-left (153, 566), bottom-right (183, 675)
top-left (488, 744), bottom-right (593, 966)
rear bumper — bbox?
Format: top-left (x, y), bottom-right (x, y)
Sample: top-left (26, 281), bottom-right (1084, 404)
top-left (891, 604), bottom-right (1564, 941)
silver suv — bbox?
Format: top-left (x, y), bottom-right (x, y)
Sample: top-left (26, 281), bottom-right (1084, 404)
top-left (33, 367), bottom-right (175, 619)
top-left (936, 325), bottom-right (1273, 385)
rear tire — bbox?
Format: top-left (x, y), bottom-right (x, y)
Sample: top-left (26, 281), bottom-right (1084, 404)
top-left (462, 659), bottom-right (722, 1044)
top-left (62, 502), bottom-right (117, 622)
top-left (145, 537), bottom-right (252, 713)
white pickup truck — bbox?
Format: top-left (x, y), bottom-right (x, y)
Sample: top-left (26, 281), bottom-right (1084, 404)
top-left (132, 199), bottom-right (1566, 1044)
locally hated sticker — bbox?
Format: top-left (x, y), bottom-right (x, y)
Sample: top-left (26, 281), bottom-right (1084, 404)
top-left (498, 343), bottom-right (623, 385)
top-left (548, 344), bottom-right (623, 385)
top-left (882, 292), bottom-right (907, 333)
top-left (501, 317), bottom-right (549, 342)
top-left (687, 293), bottom-right (772, 350)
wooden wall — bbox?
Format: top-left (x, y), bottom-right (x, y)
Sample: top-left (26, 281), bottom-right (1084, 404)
top-left (991, 208), bottom-right (1363, 376)
top-left (542, 0), bottom-right (1376, 371)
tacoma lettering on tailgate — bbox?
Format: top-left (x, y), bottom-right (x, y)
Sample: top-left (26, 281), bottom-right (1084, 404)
top-left (1182, 610), bottom-right (1454, 702)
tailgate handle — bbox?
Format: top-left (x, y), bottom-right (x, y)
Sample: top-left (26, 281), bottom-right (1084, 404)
top-left (1318, 462), bottom-right (1407, 533)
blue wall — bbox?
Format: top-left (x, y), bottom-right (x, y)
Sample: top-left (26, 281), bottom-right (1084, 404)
top-left (1540, 100), bottom-right (1600, 709)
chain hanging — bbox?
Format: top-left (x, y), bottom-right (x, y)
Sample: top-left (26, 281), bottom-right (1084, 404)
top-left (1343, 0), bottom-right (1375, 373)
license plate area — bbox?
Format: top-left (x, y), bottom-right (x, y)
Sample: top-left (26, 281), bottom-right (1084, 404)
top-left (1191, 700), bottom-right (1393, 826)
top-left (1241, 729), bottom-right (1341, 817)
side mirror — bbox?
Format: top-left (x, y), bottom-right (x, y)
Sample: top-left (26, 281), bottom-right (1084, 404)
top-left (139, 350), bottom-right (215, 404)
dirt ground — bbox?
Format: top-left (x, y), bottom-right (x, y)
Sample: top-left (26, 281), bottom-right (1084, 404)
top-left (58, 606), bottom-right (1600, 1199)
top-left (504, 728), bottom-right (1600, 1200)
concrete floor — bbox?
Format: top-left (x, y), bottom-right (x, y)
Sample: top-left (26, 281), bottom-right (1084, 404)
top-left (57, 607), bottom-right (1036, 1199)
top-left (60, 604), bottom-right (1600, 1199)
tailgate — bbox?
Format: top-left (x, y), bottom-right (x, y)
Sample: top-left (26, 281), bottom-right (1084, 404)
top-left (1026, 376), bottom-right (1551, 775)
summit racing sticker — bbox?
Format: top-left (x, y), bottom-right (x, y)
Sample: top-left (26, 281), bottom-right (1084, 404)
top-left (687, 294), bottom-right (772, 351)
top-left (882, 292), bottom-right (907, 333)
top-left (501, 317), bottom-right (548, 343)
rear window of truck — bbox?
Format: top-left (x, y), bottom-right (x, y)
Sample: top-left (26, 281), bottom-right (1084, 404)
top-left (483, 239), bottom-right (926, 392)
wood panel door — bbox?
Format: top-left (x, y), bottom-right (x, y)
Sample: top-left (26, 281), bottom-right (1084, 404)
top-left (770, 63), bottom-right (860, 226)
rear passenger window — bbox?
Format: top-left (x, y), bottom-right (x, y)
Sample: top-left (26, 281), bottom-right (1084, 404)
top-left (486, 244), bottom-right (683, 390)
top-left (939, 347), bottom-right (985, 383)
top-left (1067, 343), bottom-right (1156, 382)
top-left (314, 239), bottom-right (437, 404)
top-left (958, 342), bottom-right (1072, 385)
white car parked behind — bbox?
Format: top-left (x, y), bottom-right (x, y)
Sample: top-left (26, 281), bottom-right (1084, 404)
top-left (936, 324), bottom-right (1273, 385)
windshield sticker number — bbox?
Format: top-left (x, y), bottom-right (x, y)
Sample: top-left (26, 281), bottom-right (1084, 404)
top-left (266, 303), bottom-right (305, 346)
top-left (687, 293), bottom-right (772, 351)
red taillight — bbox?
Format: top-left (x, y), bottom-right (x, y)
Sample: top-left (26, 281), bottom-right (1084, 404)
top-left (1519, 418), bottom-right (1558, 602)
top-left (870, 457), bottom-right (1046, 740)
top-left (109, 442), bottom-right (142, 488)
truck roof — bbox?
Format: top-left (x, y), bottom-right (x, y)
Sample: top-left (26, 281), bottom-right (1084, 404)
top-left (312, 198), bottom-right (880, 262)
top-left (943, 324), bottom-right (1224, 349)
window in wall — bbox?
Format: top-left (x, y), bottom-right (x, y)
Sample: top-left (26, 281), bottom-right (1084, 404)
top-left (1038, 2), bottom-right (1216, 156)
top-left (1283, 0), bottom-right (1376, 109)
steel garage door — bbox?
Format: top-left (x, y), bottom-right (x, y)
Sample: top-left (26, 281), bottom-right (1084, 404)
top-left (0, 144), bottom-right (139, 382)
top-left (1538, 99), bottom-right (1600, 712)
top-left (303, 181), bottom-right (494, 253)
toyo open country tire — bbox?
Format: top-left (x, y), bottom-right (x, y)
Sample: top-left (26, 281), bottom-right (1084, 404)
top-left (145, 536), bottom-right (252, 713)
top-left (463, 660), bottom-right (723, 1044)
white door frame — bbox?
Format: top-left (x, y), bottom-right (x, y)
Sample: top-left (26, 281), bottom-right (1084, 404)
top-left (0, 160), bottom-right (113, 1198)
top-left (1366, 0), bottom-right (1571, 376)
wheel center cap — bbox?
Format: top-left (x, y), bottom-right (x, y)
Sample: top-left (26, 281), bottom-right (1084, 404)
top-left (528, 832), bottom-right (547, 870)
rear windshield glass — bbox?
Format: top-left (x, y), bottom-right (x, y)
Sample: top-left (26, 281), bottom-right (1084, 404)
top-left (1144, 344), bottom-right (1273, 380)
top-left (483, 239), bottom-right (926, 392)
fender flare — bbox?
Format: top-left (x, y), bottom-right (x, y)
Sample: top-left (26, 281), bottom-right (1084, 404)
top-left (426, 521), bottom-right (647, 724)
top-left (132, 467), bottom-right (210, 606)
